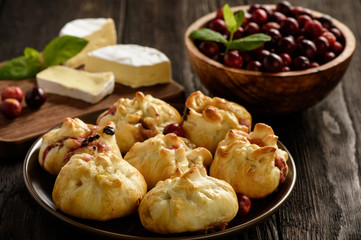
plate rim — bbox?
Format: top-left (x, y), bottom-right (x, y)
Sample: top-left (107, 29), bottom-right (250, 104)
top-left (23, 110), bottom-right (297, 240)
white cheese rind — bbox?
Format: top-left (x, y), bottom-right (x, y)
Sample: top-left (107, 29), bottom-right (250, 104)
top-left (85, 44), bottom-right (171, 88)
top-left (36, 66), bottom-right (115, 104)
top-left (59, 18), bottom-right (117, 68)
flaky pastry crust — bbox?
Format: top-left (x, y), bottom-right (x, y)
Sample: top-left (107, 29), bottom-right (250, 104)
top-left (182, 91), bottom-right (252, 154)
top-left (52, 151), bottom-right (147, 221)
top-left (124, 133), bottom-right (213, 189)
top-left (138, 165), bottom-right (238, 234)
top-left (210, 123), bottom-right (288, 199)
top-left (97, 91), bottom-right (182, 154)
top-left (39, 118), bottom-right (120, 175)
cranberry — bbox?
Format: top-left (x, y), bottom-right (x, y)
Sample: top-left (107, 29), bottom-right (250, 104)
top-left (269, 11), bottom-right (286, 23)
top-left (291, 56), bottom-right (310, 70)
top-left (239, 51), bottom-right (252, 63)
top-left (329, 27), bottom-right (343, 41)
top-left (246, 61), bottom-right (262, 71)
top-left (252, 8), bottom-right (268, 24)
top-left (275, 156), bottom-right (288, 184)
top-left (322, 31), bottom-right (336, 47)
top-left (332, 41), bottom-right (343, 54)
top-left (278, 36), bottom-right (297, 55)
top-left (267, 28), bottom-right (282, 44)
top-left (163, 123), bottom-right (185, 137)
top-left (280, 17), bottom-right (299, 36)
top-left (280, 53), bottom-right (292, 66)
top-left (199, 41), bottom-right (220, 58)
top-left (243, 22), bottom-right (260, 36)
top-left (322, 51), bottom-right (336, 63)
top-left (25, 87), bottom-right (47, 109)
top-left (317, 15), bottom-right (333, 29)
top-left (237, 194), bottom-right (251, 216)
top-left (208, 18), bottom-right (228, 34)
top-left (233, 27), bottom-right (244, 40)
top-left (248, 4), bottom-right (261, 13)
top-left (0, 98), bottom-right (22, 118)
top-left (298, 39), bottom-right (317, 60)
top-left (1, 86), bottom-right (23, 102)
top-left (216, 8), bottom-right (224, 19)
top-left (263, 53), bottom-right (284, 72)
top-left (314, 36), bottom-right (330, 55)
top-left (304, 20), bottom-right (324, 38)
top-left (256, 49), bottom-right (271, 62)
top-left (276, 1), bottom-right (292, 16)
top-left (282, 66), bottom-right (290, 72)
top-left (297, 14), bottom-right (313, 28)
top-left (309, 62), bottom-right (320, 68)
top-left (224, 50), bottom-right (243, 68)
top-left (292, 6), bottom-right (313, 18)
top-left (262, 22), bottom-right (280, 33)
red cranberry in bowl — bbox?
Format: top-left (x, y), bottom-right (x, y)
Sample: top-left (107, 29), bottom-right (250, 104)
top-left (276, 1), bottom-right (292, 16)
top-left (314, 36), bottom-right (330, 55)
top-left (244, 22), bottom-right (260, 35)
top-left (198, 41), bottom-right (220, 58)
top-left (224, 50), bottom-right (244, 68)
top-left (246, 60), bottom-right (262, 71)
top-left (304, 20), bottom-right (324, 38)
top-left (291, 56), bottom-right (310, 70)
top-left (251, 8), bottom-right (268, 24)
top-left (278, 36), bottom-right (297, 55)
top-left (208, 18), bottom-right (228, 34)
top-left (298, 39), bottom-right (317, 60)
top-left (263, 53), bottom-right (284, 72)
top-left (280, 17), bottom-right (299, 36)
top-left (269, 11), bottom-right (286, 23)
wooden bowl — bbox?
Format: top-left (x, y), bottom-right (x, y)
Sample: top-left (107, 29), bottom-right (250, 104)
top-left (185, 5), bottom-right (356, 114)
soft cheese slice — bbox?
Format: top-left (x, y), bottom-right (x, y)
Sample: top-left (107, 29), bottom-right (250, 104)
top-left (59, 18), bottom-right (117, 68)
top-left (36, 65), bottom-right (114, 104)
top-left (85, 44), bottom-right (171, 88)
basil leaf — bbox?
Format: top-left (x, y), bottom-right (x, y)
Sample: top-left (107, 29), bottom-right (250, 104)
top-left (234, 10), bottom-right (245, 30)
top-left (190, 28), bottom-right (228, 45)
top-left (223, 4), bottom-right (237, 34)
top-left (0, 56), bottom-right (42, 80)
top-left (24, 47), bottom-right (41, 61)
top-left (43, 35), bottom-right (88, 68)
top-left (227, 33), bottom-right (271, 51)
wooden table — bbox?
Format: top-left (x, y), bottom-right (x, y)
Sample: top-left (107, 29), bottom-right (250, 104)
top-left (1, 0), bottom-right (360, 239)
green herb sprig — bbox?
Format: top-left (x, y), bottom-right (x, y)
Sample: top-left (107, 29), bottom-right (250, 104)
top-left (190, 4), bottom-right (271, 53)
top-left (0, 36), bottom-right (88, 80)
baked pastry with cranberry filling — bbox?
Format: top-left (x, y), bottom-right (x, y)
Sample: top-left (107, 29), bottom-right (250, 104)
top-left (182, 91), bottom-right (252, 154)
top-left (52, 151), bottom-right (147, 221)
top-left (97, 91), bottom-right (182, 154)
top-left (124, 133), bottom-right (213, 189)
top-left (138, 165), bottom-right (238, 234)
top-left (39, 118), bottom-right (120, 175)
top-left (210, 123), bottom-right (288, 199)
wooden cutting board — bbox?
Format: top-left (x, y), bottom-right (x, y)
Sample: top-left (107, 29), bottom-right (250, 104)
top-left (0, 77), bottom-right (184, 158)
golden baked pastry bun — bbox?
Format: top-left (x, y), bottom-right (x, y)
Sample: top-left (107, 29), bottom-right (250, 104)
top-left (52, 151), bottom-right (147, 221)
top-left (124, 133), bottom-right (212, 189)
top-left (97, 91), bottom-right (182, 154)
top-left (138, 165), bottom-right (238, 234)
top-left (39, 118), bottom-right (120, 175)
top-left (182, 91), bottom-right (251, 154)
top-left (210, 123), bottom-right (288, 199)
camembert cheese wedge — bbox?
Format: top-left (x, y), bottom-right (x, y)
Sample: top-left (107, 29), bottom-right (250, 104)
top-left (36, 66), bottom-right (115, 104)
top-left (85, 44), bottom-right (171, 88)
top-left (59, 18), bottom-right (117, 68)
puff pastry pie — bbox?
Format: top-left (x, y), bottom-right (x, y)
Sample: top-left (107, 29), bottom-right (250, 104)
top-left (39, 118), bottom-right (120, 175)
top-left (210, 123), bottom-right (288, 199)
top-left (52, 151), bottom-right (147, 221)
top-left (97, 91), bottom-right (182, 154)
top-left (182, 91), bottom-right (252, 154)
top-left (124, 133), bottom-right (213, 189)
top-left (138, 165), bottom-right (238, 234)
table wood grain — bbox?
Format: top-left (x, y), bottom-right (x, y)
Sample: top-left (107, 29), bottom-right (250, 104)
top-left (1, 0), bottom-right (360, 239)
